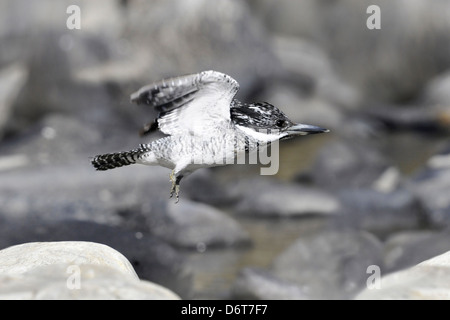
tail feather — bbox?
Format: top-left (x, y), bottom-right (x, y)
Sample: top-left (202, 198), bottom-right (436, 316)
top-left (91, 148), bottom-right (144, 171)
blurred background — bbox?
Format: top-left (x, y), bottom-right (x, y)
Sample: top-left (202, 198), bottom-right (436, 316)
top-left (1, 0), bottom-right (450, 299)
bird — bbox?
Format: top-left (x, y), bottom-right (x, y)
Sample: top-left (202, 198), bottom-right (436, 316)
top-left (91, 70), bottom-right (329, 202)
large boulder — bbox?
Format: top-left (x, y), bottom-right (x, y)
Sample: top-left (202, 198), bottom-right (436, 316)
top-left (356, 250), bottom-right (450, 300)
top-left (0, 241), bottom-right (180, 300)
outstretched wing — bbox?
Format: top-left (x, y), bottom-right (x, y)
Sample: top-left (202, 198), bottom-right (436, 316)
top-left (131, 70), bottom-right (239, 136)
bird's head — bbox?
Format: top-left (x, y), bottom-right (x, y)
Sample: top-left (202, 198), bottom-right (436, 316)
top-left (231, 102), bottom-right (329, 142)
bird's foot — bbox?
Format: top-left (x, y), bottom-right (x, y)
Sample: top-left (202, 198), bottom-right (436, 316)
top-left (170, 184), bottom-right (180, 203)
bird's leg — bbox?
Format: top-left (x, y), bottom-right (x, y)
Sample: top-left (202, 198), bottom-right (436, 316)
top-left (169, 170), bottom-right (176, 198)
top-left (169, 172), bottom-right (183, 203)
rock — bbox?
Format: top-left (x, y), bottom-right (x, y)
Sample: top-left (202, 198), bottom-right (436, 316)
top-left (355, 250), bottom-right (450, 300)
top-left (134, 199), bottom-right (251, 249)
top-left (0, 1), bottom-right (123, 39)
top-left (0, 264), bottom-right (180, 300)
top-left (409, 146), bottom-right (450, 226)
top-left (362, 103), bottom-right (446, 132)
top-left (383, 229), bottom-right (450, 272)
top-left (270, 36), bottom-right (361, 111)
top-left (335, 187), bottom-right (426, 235)
top-left (0, 163), bottom-right (171, 223)
top-left (0, 63), bottom-right (28, 140)
top-left (0, 114), bottom-right (103, 167)
top-left (0, 219), bottom-right (192, 298)
top-left (233, 178), bottom-right (340, 217)
top-left (231, 267), bottom-right (308, 300)
top-left (252, 0), bottom-right (450, 103)
top-left (0, 241), bottom-right (137, 277)
top-left (422, 71), bottom-right (450, 109)
top-left (310, 139), bottom-right (390, 190)
top-left (183, 169), bottom-right (240, 206)
top-left (0, 241), bottom-right (179, 300)
top-left (84, 0), bottom-right (279, 96)
top-left (271, 230), bottom-right (384, 299)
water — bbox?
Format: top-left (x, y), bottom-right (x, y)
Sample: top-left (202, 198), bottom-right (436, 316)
top-left (185, 216), bottom-right (329, 299)
top-left (183, 131), bottom-right (447, 299)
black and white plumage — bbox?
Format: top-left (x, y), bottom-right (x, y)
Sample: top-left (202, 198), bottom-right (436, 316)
top-left (91, 70), bottom-right (329, 202)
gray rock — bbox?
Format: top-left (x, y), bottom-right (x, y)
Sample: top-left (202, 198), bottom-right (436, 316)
top-left (183, 169), bottom-right (240, 206)
top-left (0, 162), bottom-right (171, 223)
top-left (422, 71), bottom-right (450, 109)
top-left (336, 187), bottom-right (426, 235)
top-left (137, 199), bottom-right (251, 249)
top-left (0, 241), bottom-right (179, 300)
top-left (409, 149), bottom-right (450, 226)
top-left (84, 0), bottom-right (279, 95)
top-left (356, 250), bottom-right (450, 300)
top-left (1, 114), bottom-right (103, 167)
top-left (231, 267), bottom-right (308, 300)
top-left (310, 139), bottom-right (390, 190)
top-left (362, 103), bottom-right (446, 132)
top-left (0, 63), bottom-right (28, 140)
top-left (233, 178), bottom-right (340, 217)
top-left (383, 229), bottom-right (450, 272)
top-left (270, 36), bottom-right (361, 111)
top-left (252, 0), bottom-right (450, 103)
top-left (271, 230), bottom-right (384, 299)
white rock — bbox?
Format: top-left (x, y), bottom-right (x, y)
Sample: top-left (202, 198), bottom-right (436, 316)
top-left (0, 241), bottom-right (138, 278)
top-left (0, 264), bottom-right (180, 300)
top-left (356, 250), bottom-right (450, 300)
top-left (0, 241), bottom-right (180, 300)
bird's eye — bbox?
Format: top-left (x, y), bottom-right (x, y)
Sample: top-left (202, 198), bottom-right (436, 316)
top-left (276, 120), bottom-right (286, 128)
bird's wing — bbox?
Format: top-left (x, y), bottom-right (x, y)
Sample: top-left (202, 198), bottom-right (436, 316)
top-left (130, 70), bottom-right (239, 136)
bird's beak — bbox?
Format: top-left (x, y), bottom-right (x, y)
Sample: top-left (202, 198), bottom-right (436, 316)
top-left (285, 123), bottom-right (330, 136)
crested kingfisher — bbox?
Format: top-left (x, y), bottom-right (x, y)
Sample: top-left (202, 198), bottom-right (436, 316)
top-left (91, 71), bottom-right (329, 202)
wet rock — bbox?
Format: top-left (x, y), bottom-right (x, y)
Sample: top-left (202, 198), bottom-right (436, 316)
top-left (231, 267), bottom-right (307, 300)
top-left (335, 187), bottom-right (426, 235)
top-left (133, 199), bottom-right (250, 249)
top-left (0, 64), bottom-right (28, 140)
top-left (0, 241), bottom-right (179, 300)
top-left (310, 139), bottom-right (390, 190)
top-left (271, 230), bottom-right (384, 299)
top-left (233, 178), bottom-right (340, 217)
top-left (356, 250), bottom-right (450, 300)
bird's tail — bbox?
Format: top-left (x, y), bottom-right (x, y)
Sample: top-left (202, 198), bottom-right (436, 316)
top-left (91, 146), bottom-right (149, 171)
